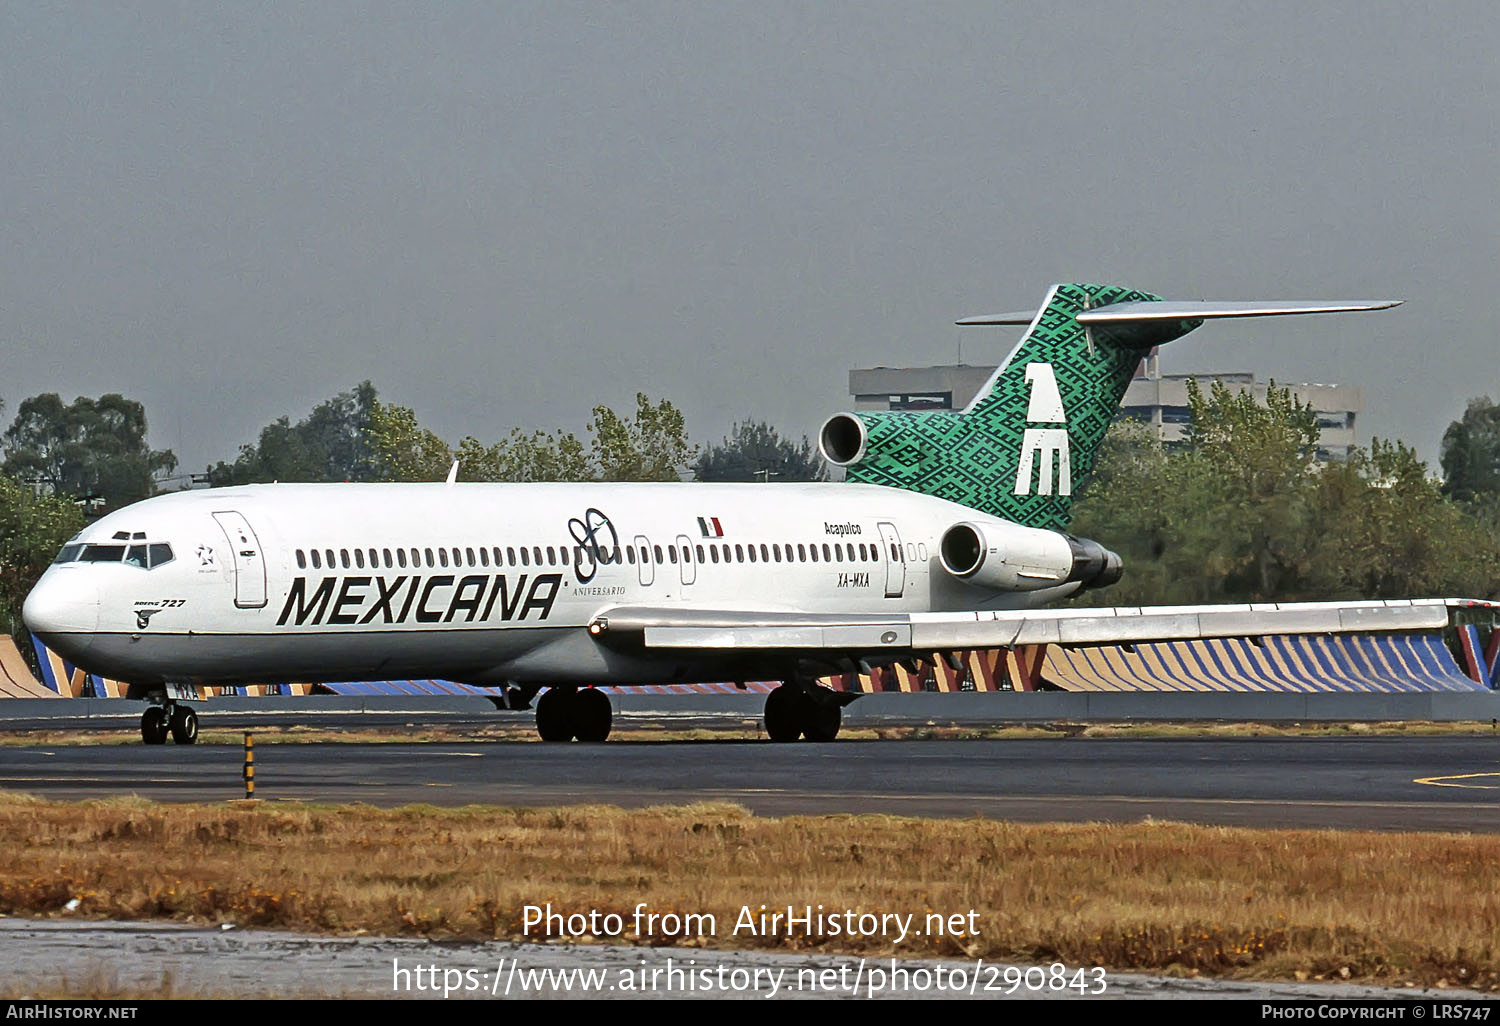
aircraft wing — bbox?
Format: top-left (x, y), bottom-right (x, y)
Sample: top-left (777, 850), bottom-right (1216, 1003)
top-left (590, 599), bottom-right (1461, 654)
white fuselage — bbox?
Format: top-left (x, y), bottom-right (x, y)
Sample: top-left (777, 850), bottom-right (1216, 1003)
top-left (24, 482), bottom-right (1083, 688)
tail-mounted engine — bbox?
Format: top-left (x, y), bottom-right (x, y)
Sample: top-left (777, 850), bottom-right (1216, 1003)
top-left (938, 521), bottom-right (1122, 592)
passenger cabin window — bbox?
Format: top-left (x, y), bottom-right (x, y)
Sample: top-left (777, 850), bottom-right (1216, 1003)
top-left (354, 549), bottom-right (365, 569)
top-left (296, 550), bottom-right (306, 569)
top-left (311, 550), bottom-right (322, 569)
top-left (546, 546), bottom-right (555, 565)
top-left (340, 550), bottom-right (350, 569)
top-left (396, 549), bottom-right (407, 569)
top-left (424, 548), bottom-right (435, 567)
top-left (438, 549), bottom-right (449, 568)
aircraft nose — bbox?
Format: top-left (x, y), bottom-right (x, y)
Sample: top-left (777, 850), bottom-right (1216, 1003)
top-left (22, 569), bottom-right (99, 637)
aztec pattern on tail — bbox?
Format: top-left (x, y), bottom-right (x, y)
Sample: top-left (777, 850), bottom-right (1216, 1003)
top-left (843, 283), bottom-right (1198, 531)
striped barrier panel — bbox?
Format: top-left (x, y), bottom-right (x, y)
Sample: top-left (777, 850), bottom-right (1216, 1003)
top-left (1457, 625), bottom-right (1499, 689)
top-left (1042, 633), bottom-right (1486, 694)
top-left (0, 636), bottom-right (57, 699)
top-left (19, 626), bottom-right (1496, 700)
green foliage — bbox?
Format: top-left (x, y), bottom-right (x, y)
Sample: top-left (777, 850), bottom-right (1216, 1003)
top-left (365, 399), bottom-right (454, 483)
top-left (1071, 382), bottom-right (1500, 605)
top-left (209, 382), bottom-right (378, 485)
top-left (361, 392), bottom-right (691, 483)
top-left (1439, 396), bottom-right (1500, 503)
top-left (2, 393), bottom-right (177, 512)
top-left (456, 430), bottom-right (592, 483)
top-left (0, 473), bottom-right (85, 640)
top-left (693, 420), bottom-right (823, 482)
top-left (589, 394), bottom-right (697, 482)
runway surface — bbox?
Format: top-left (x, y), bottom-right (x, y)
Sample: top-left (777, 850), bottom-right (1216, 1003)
top-left (2, 736), bottom-right (1498, 831)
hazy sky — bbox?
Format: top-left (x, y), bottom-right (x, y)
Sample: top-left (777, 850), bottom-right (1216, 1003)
top-left (2, 2), bottom-right (1495, 478)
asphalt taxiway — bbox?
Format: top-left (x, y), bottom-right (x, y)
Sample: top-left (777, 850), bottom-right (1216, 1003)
top-left (2, 735), bottom-right (1497, 831)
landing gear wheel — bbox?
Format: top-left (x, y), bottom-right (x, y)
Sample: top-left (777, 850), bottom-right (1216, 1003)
top-left (572, 688), bottom-right (613, 742)
top-left (763, 686), bottom-right (805, 742)
top-left (140, 707), bottom-right (169, 745)
top-left (802, 694), bottom-right (841, 742)
top-left (535, 688), bottom-right (575, 742)
top-left (169, 705), bottom-right (199, 745)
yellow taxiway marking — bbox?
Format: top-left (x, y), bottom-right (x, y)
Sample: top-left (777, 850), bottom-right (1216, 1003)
top-left (1413, 772), bottom-right (1500, 790)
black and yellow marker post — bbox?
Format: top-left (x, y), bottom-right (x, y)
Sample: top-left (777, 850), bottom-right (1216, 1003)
top-left (243, 732), bottom-right (255, 798)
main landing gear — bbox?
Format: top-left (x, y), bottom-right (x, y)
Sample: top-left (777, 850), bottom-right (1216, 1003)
top-left (141, 702), bottom-right (198, 745)
top-left (763, 683), bottom-right (842, 742)
top-left (535, 686), bottom-right (613, 743)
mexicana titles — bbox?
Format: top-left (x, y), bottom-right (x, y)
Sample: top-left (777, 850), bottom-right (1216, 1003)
top-left (276, 574), bottom-right (562, 627)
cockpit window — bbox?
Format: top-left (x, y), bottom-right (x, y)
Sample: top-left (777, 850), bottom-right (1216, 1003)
top-left (53, 541), bottom-right (175, 568)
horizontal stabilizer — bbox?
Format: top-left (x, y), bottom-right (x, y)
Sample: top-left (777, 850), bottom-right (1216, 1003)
top-left (953, 310), bottom-right (1041, 326)
top-left (1075, 299), bottom-right (1402, 324)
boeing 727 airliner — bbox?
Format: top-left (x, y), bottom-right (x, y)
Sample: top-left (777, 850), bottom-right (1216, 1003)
top-left (24, 283), bottom-right (1412, 745)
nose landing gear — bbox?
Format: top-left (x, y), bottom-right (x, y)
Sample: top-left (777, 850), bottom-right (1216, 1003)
top-left (140, 702), bottom-right (198, 745)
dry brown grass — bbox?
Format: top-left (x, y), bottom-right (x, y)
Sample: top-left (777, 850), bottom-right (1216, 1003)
top-left (0, 792), bottom-right (1494, 989)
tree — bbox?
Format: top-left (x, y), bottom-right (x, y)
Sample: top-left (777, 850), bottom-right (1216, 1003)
top-left (1069, 382), bottom-right (1500, 605)
top-left (365, 399), bottom-right (454, 483)
top-left (1303, 439), bottom-right (1500, 599)
top-left (0, 472), bottom-right (85, 641)
top-left (359, 390), bottom-right (695, 483)
top-left (2, 393), bottom-right (177, 510)
top-left (693, 420), bottom-right (824, 482)
top-left (589, 393), bottom-right (697, 482)
top-left (1440, 396), bottom-right (1500, 504)
top-left (456, 429), bottom-right (592, 483)
top-left (210, 382), bottom-right (378, 485)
